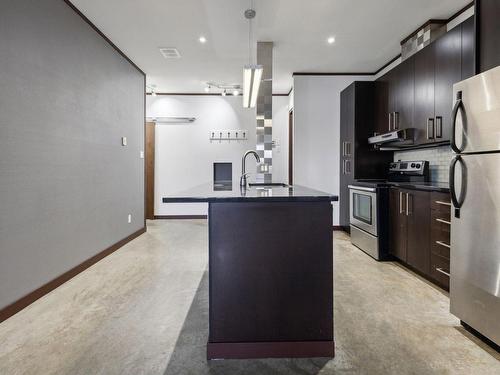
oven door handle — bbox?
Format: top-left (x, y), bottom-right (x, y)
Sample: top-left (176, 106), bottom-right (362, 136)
top-left (348, 185), bottom-right (377, 192)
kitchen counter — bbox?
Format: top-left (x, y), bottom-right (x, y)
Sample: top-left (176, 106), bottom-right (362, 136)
top-left (162, 182), bottom-right (338, 203)
top-left (388, 181), bottom-right (450, 193)
top-left (353, 180), bottom-right (450, 193)
top-left (163, 182), bottom-right (336, 360)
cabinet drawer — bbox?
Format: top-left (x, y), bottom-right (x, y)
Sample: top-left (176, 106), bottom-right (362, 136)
top-left (431, 216), bottom-right (450, 236)
top-left (431, 237), bottom-right (450, 259)
top-left (430, 253), bottom-right (450, 290)
top-left (431, 192), bottom-right (451, 215)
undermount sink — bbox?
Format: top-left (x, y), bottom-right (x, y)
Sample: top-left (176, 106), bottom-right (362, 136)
top-left (248, 182), bottom-right (289, 187)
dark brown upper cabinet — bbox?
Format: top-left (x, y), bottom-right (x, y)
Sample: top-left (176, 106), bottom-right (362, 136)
top-left (375, 18), bottom-right (474, 148)
top-left (461, 16), bottom-right (475, 79)
top-left (434, 25), bottom-right (462, 143)
top-left (476, 0), bottom-right (500, 73)
top-left (413, 44), bottom-right (435, 145)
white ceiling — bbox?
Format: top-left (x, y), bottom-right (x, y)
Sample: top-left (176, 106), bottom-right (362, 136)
top-left (71, 0), bottom-right (471, 94)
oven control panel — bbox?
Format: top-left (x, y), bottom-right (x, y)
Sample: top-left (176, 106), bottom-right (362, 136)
top-left (389, 160), bottom-right (428, 174)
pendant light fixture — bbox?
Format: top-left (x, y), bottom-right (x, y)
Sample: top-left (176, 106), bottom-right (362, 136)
top-left (243, 6), bottom-right (262, 108)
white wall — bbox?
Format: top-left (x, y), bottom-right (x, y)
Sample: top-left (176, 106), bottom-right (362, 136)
top-left (147, 95), bottom-right (289, 216)
top-left (292, 75), bottom-right (373, 225)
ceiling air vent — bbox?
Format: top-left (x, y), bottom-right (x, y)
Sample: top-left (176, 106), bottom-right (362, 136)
top-left (159, 47), bottom-right (181, 59)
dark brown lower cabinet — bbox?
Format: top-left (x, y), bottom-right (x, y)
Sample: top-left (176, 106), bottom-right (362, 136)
top-left (389, 188), bottom-right (407, 261)
top-left (389, 188), bottom-right (450, 290)
top-left (406, 190), bottom-right (431, 275)
top-left (429, 192), bottom-right (451, 290)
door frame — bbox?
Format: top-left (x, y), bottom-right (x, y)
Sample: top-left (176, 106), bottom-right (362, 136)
top-left (145, 122), bottom-right (155, 220)
top-left (288, 109), bottom-right (293, 185)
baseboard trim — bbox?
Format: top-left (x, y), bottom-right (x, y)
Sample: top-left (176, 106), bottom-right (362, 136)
top-left (154, 215), bottom-right (207, 220)
top-left (0, 227), bottom-right (146, 323)
top-left (207, 340), bottom-right (335, 360)
top-left (332, 226), bottom-right (343, 231)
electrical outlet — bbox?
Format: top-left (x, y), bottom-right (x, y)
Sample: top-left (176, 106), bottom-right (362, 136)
top-left (127, 214), bottom-right (132, 223)
top-left (122, 137), bottom-right (127, 146)
top-left (140, 150), bottom-right (144, 159)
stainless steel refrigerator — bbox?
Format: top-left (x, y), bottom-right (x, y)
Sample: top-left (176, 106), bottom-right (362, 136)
top-left (450, 65), bottom-right (500, 345)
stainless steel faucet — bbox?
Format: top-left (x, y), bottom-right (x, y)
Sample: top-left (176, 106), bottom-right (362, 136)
top-left (240, 150), bottom-right (261, 187)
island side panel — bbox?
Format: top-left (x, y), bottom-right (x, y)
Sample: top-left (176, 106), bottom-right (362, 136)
top-left (208, 200), bottom-right (333, 358)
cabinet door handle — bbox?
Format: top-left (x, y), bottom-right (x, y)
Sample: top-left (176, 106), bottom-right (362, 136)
top-left (342, 159), bottom-right (346, 174)
top-left (345, 159), bottom-right (351, 174)
top-left (435, 200), bottom-right (451, 206)
top-left (406, 193), bottom-right (411, 216)
top-left (394, 112), bottom-right (399, 130)
top-left (427, 118), bottom-right (435, 140)
top-left (388, 112), bottom-right (393, 131)
top-left (436, 240), bottom-right (451, 249)
top-left (435, 116), bottom-right (443, 138)
top-left (435, 267), bottom-right (450, 277)
top-left (436, 218), bottom-right (451, 225)
top-left (342, 142), bottom-right (345, 156)
top-left (344, 142), bottom-right (351, 157)
top-left (399, 191), bottom-right (404, 214)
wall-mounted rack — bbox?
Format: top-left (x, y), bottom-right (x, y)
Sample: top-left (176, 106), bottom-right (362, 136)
top-left (209, 130), bottom-right (248, 141)
top-left (147, 117), bottom-right (196, 124)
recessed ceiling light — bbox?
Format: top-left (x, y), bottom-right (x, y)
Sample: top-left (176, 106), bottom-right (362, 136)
top-left (327, 36), bottom-right (335, 44)
top-left (199, 36), bottom-right (207, 43)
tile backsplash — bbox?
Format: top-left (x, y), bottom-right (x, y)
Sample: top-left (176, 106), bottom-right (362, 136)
top-left (393, 145), bottom-right (453, 183)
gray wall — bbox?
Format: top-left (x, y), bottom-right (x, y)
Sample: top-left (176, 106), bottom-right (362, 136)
top-left (0, 0), bottom-right (145, 310)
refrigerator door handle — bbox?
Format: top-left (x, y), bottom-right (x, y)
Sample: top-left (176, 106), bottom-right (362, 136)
top-left (451, 91), bottom-right (465, 153)
top-left (449, 155), bottom-right (467, 218)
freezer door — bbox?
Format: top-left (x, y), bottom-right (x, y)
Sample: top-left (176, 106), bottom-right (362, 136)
top-left (452, 65), bottom-right (500, 154)
top-left (450, 152), bottom-right (500, 345)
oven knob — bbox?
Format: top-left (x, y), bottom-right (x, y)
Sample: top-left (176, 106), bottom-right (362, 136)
top-left (416, 163), bottom-right (421, 169)
top-left (390, 163), bottom-right (396, 169)
top-left (411, 163), bottom-right (416, 168)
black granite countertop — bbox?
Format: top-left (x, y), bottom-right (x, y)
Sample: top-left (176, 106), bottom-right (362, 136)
top-left (388, 181), bottom-right (450, 193)
top-left (163, 182), bottom-right (338, 203)
top-left (353, 179), bottom-right (450, 193)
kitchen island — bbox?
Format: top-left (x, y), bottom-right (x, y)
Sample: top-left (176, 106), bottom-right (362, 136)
top-left (163, 183), bottom-right (338, 360)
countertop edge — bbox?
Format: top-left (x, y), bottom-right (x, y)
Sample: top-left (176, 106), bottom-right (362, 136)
top-left (163, 196), bottom-right (339, 203)
top-left (387, 183), bottom-right (450, 193)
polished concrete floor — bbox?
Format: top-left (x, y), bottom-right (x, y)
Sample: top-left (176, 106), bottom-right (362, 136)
top-left (0, 220), bottom-right (498, 374)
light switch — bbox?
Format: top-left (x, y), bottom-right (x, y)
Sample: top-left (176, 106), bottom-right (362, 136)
top-left (127, 214), bottom-right (132, 223)
top-left (122, 137), bottom-right (127, 146)
top-left (140, 151), bottom-right (144, 159)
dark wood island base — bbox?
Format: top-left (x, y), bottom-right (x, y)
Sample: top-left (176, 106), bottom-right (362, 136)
top-left (208, 201), bottom-right (334, 360)
top-left (163, 183), bottom-right (337, 360)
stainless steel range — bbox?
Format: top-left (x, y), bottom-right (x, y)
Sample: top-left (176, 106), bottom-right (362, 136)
top-left (349, 160), bottom-right (429, 260)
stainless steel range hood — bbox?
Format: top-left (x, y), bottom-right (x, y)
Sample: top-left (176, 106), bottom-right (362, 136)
top-left (368, 128), bottom-right (416, 147)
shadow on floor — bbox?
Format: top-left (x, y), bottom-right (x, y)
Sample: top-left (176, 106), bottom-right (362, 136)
top-left (163, 271), bottom-right (330, 375)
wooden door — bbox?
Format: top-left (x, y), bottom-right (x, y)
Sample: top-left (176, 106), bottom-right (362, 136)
top-left (145, 122), bottom-right (155, 220)
top-left (414, 45), bottom-right (435, 145)
top-left (406, 189), bottom-right (431, 274)
top-left (434, 25), bottom-right (462, 142)
top-left (389, 188), bottom-right (407, 261)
